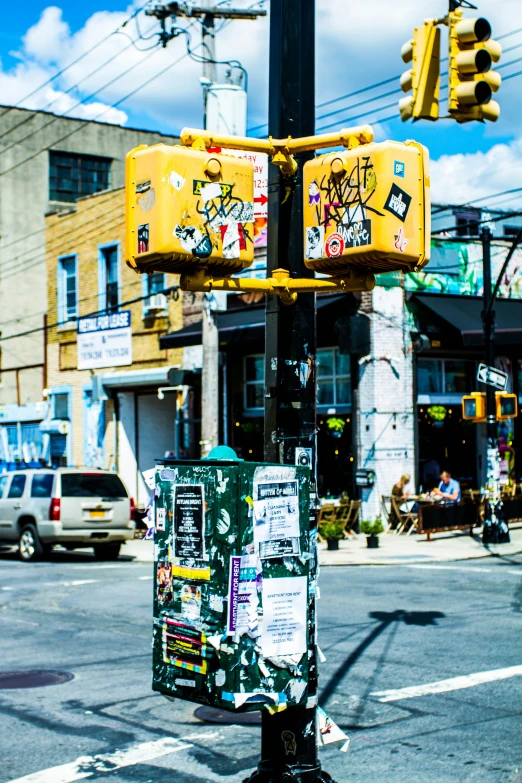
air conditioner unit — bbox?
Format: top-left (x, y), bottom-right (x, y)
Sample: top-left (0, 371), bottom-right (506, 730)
top-left (147, 293), bottom-right (167, 311)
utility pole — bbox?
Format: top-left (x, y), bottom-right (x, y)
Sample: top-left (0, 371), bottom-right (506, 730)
top-left (146, 1), bottom-right (266, 458)
top-left (247, 1), bottom-right (333, 781)
top-left (481, 226), bottom-right (510, 544)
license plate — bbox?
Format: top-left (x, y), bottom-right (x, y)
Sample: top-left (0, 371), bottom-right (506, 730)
top-left (90, 510), bottom-right (105, 518)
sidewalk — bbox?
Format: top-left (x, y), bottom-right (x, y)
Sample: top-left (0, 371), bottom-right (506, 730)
top-left (123, 524), bottom-right (522, 566)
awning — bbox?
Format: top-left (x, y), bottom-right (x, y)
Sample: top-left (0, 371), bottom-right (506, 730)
top-left (99, 366), bottom-right (182, 390)
top-left (160, 294), bottom-right (348, 350)
top-left (413, 293), bottom-right (522, 346)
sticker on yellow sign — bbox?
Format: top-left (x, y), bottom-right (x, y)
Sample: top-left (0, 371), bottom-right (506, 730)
top-left (125, 143), bottom-right (255, 276)
top-left (302, 140), bottom-right (430, 276)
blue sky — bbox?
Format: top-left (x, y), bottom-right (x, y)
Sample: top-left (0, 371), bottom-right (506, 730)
top-left (0, 1), bottom-right (521, 205)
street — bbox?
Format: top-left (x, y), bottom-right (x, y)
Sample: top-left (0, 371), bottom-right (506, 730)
top-left (1, 550), bottom-right (521, 783)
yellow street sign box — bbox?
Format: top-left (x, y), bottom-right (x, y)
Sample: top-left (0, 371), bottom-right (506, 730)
top-left (125, 144), bottom-right (255, 276)
top-left (303, 140), bottom-right (430, 275)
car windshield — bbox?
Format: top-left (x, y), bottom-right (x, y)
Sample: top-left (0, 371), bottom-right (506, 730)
top-left (61, 473), bottom-right (127, 498)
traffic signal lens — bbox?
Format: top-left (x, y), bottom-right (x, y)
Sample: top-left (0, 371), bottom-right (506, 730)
top-left (463, 399), bottom-right (477, 418)
top-left (455, 80), bottom-right (492, 105)
top-left (456, 49), bottom-right (491, 74)
top-left (501, 397), bottom-right (516, 417)
top-left (456, 17), bottom-right (491, 43)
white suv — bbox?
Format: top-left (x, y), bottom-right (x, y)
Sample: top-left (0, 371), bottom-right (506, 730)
top-left (0, 469), bottom-right (135, 562)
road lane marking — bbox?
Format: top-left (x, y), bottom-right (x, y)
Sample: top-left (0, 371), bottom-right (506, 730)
top-left (371, 665), bottom-right (522, 702)
top-left (138, 575), bottom-right (153, 580)
top-left (5, 731), bottom-right (223, 783)
top-left (407, 565), bottom-right (493, 573)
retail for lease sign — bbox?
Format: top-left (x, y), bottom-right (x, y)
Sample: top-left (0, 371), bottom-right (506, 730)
top-left (77, 310), bottom-right (132, 370)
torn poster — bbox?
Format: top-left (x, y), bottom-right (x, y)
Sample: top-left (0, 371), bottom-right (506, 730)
top-left (317, 706), bottom-right (350, 752)
top-left (253, 479), bottom-right (299, 544)
top-left (227, 554), bottom-right (261, 637)
top-left (260, 576), bottom-right (307, 657)
top-left (173, 484), bottom-right (205, 559)
top-left (157, 561), bottom-right (173, 604)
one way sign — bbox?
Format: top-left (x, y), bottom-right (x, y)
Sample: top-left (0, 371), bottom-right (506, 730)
top-left (477, 363), bottom-right (508, 391)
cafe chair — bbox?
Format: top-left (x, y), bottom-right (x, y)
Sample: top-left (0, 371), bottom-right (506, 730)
top-left (317, 503), bottom-right (336, 542)
top-left (391, 496), bottom-right (418, 536)
top-left (340, 500), bottom-right (361, 538)
top-left (381, 495), bottom-right (394, 532)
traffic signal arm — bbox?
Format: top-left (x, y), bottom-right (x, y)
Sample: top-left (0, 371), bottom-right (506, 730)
top-left (180, 267), bottom-right (376, 305)
top-left (180, 125), bottom-right (375, 154)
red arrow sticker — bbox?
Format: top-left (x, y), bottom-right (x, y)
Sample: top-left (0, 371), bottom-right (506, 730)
top-left (254, 193), bottom-right (268, 206)
top-left (324, 232), bottom-right (345, 258)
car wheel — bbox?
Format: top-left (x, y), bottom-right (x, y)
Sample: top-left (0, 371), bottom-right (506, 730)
top-left (19, 524), bottom-right (44, 562)
top-left (93, 543), bottom-right (121, 561)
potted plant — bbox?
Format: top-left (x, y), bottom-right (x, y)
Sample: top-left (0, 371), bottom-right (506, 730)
top-left (360, 518), bottom-right (384, 548)
top-left (318, 516), bottom-right (345, 551)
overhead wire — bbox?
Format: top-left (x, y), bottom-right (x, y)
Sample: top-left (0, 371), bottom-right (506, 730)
top-left (0, 0), bottom-right (151, 122)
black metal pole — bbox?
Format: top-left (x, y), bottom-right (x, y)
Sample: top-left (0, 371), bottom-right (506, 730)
top-left (245, 1), bottom-right (334, 781)
top-left (481, 226), bottom-right (510, 544)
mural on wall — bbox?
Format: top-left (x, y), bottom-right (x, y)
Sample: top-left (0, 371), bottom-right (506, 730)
top-left (405, 240), bottom-right (522, 298)
top-left (84, 391), bottom-right (105, 468)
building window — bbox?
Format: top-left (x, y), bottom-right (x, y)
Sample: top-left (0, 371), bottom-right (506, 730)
top-left (49, 151), bottom-right (111, 203)
top-left (317, 348), bottom-right (351, 407)
top-left (57, 255), bottom-right (77, 323)
top-left (53, 393), bottom-right (69, 420)
top-left (453, 208), bottom-right (481, 237)
top-left (143, 272), bottom-right (167, 314)
top-left (244, 355), bottom-right (264, 410)
top-left (99, 245), bottom-right (119, 312)
top-left (418, 359), bottom-right (472, 395)
top-left (504, 225), bottom-right (521, 238)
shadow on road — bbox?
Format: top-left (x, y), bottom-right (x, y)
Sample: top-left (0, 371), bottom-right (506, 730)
top-left (320, 609), bottom-right (445, 708)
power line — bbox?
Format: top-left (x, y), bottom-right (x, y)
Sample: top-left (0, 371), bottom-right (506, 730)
top-left (0, 45), bottom-right (188, 181)
top-left (0, 285), bottom-right (180, 344)
top-left (0, 44), bottom-right (161, 159)
top-left (0, 1), bottom-right (151, 123)
top-left (0, 30), bottom-right (156, 145)
top-left (247, 25), bottom-right (522, 134)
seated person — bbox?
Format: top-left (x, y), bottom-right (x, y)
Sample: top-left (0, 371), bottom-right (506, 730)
top-left (431, 471), bottom-right (461, 504)
top-left (392, 474), bottom-right (411, 502)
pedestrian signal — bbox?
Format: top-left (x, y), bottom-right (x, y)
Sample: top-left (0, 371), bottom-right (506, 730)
top-left (399, 20), bottom-right (441, 121)
top-left (496, 393), bottom-right (517, 420)
top-left (448, 10), bottom-right (501, 123)
top-left (302, 140), bottom-right (430, 275)
top-left (462, 392), bottom-right (486, 421)
top-left (125, 144), bottom-right (255, 276)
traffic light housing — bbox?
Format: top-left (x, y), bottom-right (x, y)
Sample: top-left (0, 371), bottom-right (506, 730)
top-left (399, 20), bottom-right (441, 121)
top-left (125, 143), bottom-right (255, 276)
top-left (448, 10), bottom-right (501, 123)
top-left (462, 392), bottom-right (486, 422)
top-left (496, 393), bottom-right (518, 420)
top-left (302, 140), bottom-right (430, 276)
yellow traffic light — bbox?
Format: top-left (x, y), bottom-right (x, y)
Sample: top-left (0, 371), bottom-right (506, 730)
top-left (496, 393), bottom-right (518, 420)
top-left (462, 392), bottom-right (486, 422)
top-left (448, 10), bottom-right (501, 123)
top-left (302, 140), bottom-right (430, 276)
top-left (125, 143), bottom-right (255, 276)
top-left (399, 20), bottom-right (441, 121)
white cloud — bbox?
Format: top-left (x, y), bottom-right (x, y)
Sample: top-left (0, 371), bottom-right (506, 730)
top-left (431, 136), bottom-right (522, 205)
top-left (22, 6), bottom-right (70, 64)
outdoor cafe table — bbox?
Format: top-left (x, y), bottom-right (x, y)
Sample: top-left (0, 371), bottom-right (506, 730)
top-left (417, 498), bottom-right (479, 541)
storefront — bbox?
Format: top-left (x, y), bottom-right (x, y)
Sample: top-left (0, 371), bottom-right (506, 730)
top-left (410, 293), bottom-right (522, 490)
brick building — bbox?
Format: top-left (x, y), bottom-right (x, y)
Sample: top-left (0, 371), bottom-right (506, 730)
top-left (44, 187), bottom-right (183, 507)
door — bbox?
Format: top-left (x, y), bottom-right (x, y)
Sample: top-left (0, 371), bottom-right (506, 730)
top-left (0, 474), bottom-right (27, 540)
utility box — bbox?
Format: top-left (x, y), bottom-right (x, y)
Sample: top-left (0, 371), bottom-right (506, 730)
top-left (125, 144), bottom-right (255, 276)
top-left (152, 458), bottom-right (313, 713)
top-left (303, 140), bottom-right (430, 275)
